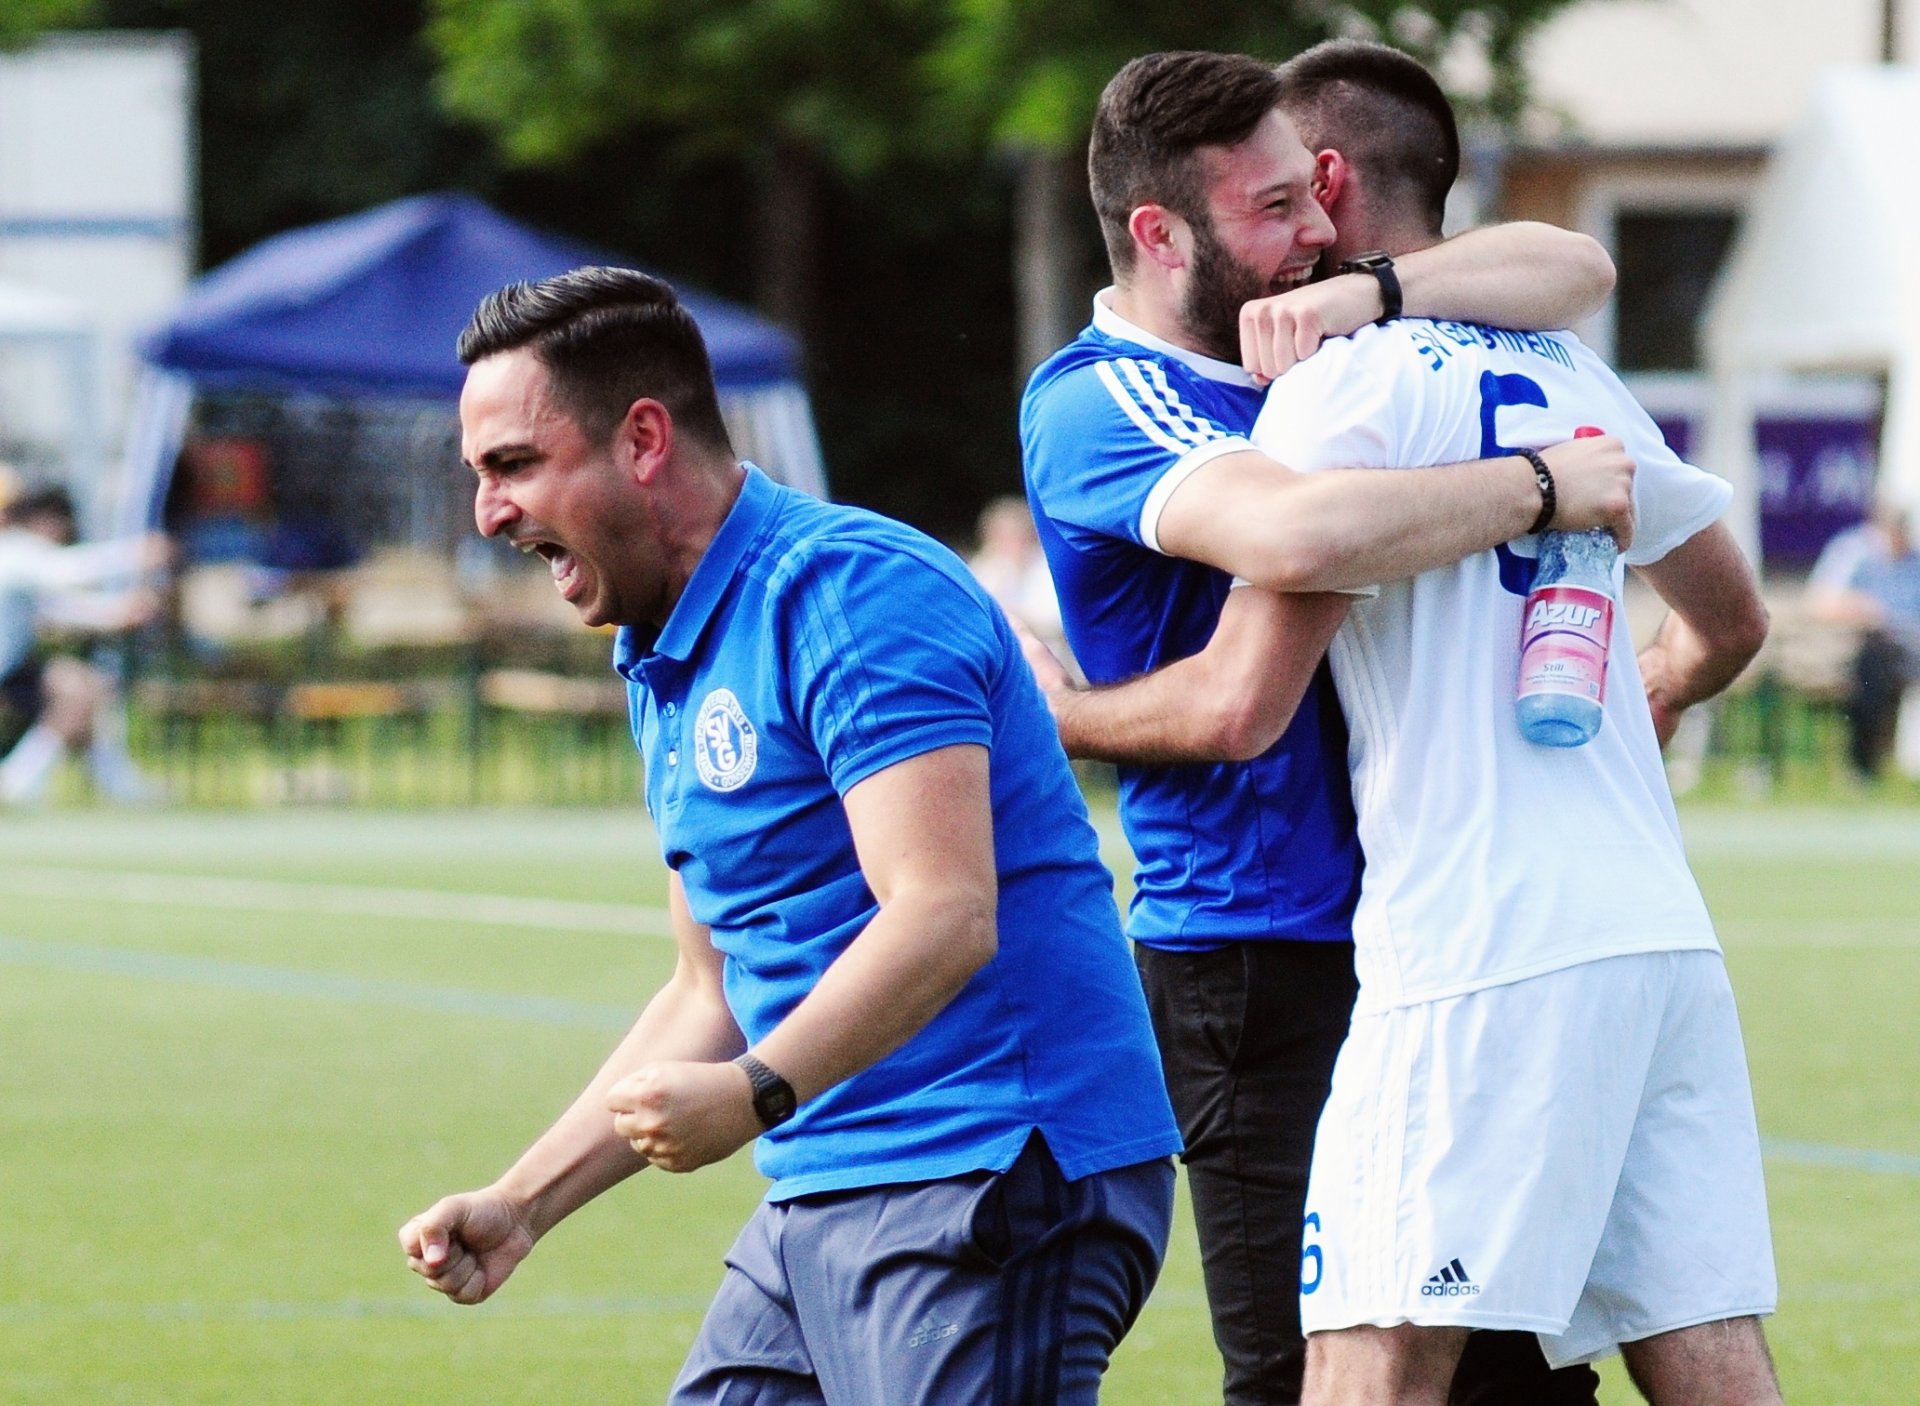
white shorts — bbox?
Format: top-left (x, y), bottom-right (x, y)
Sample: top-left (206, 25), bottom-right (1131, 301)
top-left (1299, 949), bottom-right (1777, 1367)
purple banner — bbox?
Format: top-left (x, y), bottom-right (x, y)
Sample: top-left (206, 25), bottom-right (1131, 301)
top-left (1652, 412), bottom-right (1879, 569)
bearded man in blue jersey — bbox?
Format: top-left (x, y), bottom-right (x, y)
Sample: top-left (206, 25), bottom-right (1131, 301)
top-left (400, 267), bottom-right (1182, 1406)
top-left (1024, 43), bottom-right (1778, 1406)
top-left (1020, 50), bottom-right (1640, 1406)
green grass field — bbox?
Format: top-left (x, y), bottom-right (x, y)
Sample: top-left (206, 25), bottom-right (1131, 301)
top-left (2, 800), bottom-right (1917, 1404)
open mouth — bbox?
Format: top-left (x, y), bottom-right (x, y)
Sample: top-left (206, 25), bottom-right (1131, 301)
top-left (1270, 264), bottom-right (1315, 295)
top-left (520, 539), bottom-right (584, 601)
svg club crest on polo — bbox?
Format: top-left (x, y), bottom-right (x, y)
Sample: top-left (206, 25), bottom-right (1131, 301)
top-left (694, 688), bottom-right (758, 792)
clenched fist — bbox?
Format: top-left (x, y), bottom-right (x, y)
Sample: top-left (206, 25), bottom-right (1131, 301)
top-left (606, 1059), bottom-right (763, 1173)
top-left (398, 1189), bottom-right (535, 1306)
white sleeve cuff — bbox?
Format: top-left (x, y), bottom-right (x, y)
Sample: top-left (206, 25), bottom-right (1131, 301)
top-left (1229, 576), bottom-right (1378, 599)
top-left (1138, 436), bottom-right (1253, 555)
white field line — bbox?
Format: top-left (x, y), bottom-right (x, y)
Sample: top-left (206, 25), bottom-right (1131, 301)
top-left (0, 861), bottom-right (1910, 951)
top-left (2, 1270), bottom-right (1896, 1332)
top-left (0, 934), bottom-right (639, 1029)
top-left (1719, 918), bottom-right (1920, 948)
top-left (0, 1284), bottom-right (1216, 1326)
top-left (1677, 810), bottom-right (1920, 861)
top-left (0, 1290), bottom-right (713, 1325)
top-left (0, 1277), bottom-right (1893, 1327)
top-left (0, 864), bottom-right (673, 938)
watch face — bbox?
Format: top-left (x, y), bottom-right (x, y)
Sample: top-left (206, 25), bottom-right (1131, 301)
top-left (760, 1084), bottom-right (797, 1126)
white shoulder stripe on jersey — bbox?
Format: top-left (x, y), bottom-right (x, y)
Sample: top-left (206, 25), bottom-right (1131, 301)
top-left (1094, 361), bottom-right (1190, 454)
top-left (1121, 357), bottom-right (1230, 448)
top-left (1126, 358), bottom-right (1225, 445)
top-left (1093, 357), bottom-right (1229, 455)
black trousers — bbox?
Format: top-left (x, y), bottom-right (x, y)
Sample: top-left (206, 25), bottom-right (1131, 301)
top-left (1848, 628), bottom-right (1919, 777)
top-left (1136, 939), bottom-right (1599, 1406)
top-left (0, 657), bottom-right (45, 754)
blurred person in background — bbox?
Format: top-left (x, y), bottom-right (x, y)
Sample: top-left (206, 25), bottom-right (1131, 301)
top-left (1806, 493), bottom-right (1920, 779)
top-left (967, 494), bottom-right (1070, 669)
top-left (0, 472), bottom-right (168, 806)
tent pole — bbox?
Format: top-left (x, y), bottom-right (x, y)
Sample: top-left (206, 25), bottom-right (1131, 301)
top-left (1884, 360), bottom-right (1920, 513)
top-left (1701, 365), bottom-right (1764, 573)
top-left (66, 331), bottom-right (106, 537)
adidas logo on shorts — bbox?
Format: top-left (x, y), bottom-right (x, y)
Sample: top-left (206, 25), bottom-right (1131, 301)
top-left (1420, 1258), bottom-right (1481, 1297)
top-left (907, 1314), bottom-right (959, 1348)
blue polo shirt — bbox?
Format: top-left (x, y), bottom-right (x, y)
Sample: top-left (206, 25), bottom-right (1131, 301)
top-left (614, 465), bottom-right (1180, 1201)
top-left (1020, 296), bottom-right (1362, 951)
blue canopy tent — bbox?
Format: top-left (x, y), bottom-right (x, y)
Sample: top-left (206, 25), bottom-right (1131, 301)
top-left (114, 192), bottom-right (825, 534)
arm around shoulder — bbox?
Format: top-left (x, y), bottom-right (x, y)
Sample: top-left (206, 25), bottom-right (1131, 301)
top-left (1036, 587), bottom-right (1351, 764)
top-left (1151, 440), bottom-right (1635, 594)
top-left (1395, 222), bottom-right (1615, 332)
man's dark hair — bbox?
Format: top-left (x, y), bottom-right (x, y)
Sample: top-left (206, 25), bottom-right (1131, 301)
top-left (1089, 51), bottom-right (1287, 276)
top-left (1277, 40), bottom-right (1459, 236)
top-left (7, 485), bottom-right (76, 527)
top-left (458, 266), bottom-right (734, 451)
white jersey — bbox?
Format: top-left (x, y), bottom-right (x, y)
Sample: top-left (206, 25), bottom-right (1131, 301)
top-left (0, 529), bottom-right (147, 677)
top-left (1252, 319), bottom-right (1732, 1013)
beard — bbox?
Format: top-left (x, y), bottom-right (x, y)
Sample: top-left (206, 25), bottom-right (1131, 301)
top-left (1179, 215), bottom-right (1275, 364)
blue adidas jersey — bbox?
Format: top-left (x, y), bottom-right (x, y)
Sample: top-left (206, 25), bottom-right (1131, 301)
top-left (1020, 296), bottom-right (1361, 950)
top-left (615, 466), bottom-right (1180, 1199)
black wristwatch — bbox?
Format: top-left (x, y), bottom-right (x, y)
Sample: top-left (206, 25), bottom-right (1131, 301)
top-left (1338, 250), bottom-right (1402, 324)
top-left (734, 1052), bottom-right (797, 1129)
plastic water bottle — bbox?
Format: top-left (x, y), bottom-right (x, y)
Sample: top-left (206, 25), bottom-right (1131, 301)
top-left (1516, 427), bottom-right (1618, 748)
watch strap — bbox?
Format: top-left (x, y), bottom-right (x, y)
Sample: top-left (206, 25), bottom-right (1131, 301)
top-left (1338, 250), bottom-right (1402, 324)
top-left (733, 1052), bottom-right (797, 1129)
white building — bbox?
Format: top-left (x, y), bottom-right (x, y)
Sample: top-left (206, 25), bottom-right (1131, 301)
top-left (0, 31), bottom-right (193, 509)
top-left (1490, 0), bottom-right (1919, 567)
top-left (1513, 0), bottom-right (1914, 356)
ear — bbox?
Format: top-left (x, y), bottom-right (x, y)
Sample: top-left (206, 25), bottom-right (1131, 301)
top-left (1312, 150), bottom-right (1347, 214)
top-left (617, 398), bottom-right (676, 484)
top-left (1127, 203), bottom-right (1190, 272)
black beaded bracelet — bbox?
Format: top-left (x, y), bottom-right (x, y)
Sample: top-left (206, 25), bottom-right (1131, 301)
top-left (1519, 448), bottom-right (1556, 534)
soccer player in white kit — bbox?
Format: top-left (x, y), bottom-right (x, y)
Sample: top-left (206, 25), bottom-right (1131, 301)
top-left (1027, 41), bottom-right (1785, 1406)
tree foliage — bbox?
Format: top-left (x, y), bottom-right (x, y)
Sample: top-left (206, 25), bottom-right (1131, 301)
top-left (1, 0), bottom-right (96, 49)
top-left (423, 0), bottom-right (1593, 172)
top-left (9, 0), bottom-right (1608, 541)
top-left (64, 1), bottom-right (499, 265)
top-left (925, 0), bottom-right (1590, 155)
top-left (427, 0), bottom-right (944, 180)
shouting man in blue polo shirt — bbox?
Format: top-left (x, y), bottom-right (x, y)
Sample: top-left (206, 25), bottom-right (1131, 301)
top-left (399, 267), bottom-right (1182, 1404)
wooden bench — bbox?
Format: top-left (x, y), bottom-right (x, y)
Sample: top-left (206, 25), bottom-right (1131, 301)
top-left (473, 668), bottom-right (636, 802)
top-left (1715, 592), bottom-right (1865, 769)
top-left (476, 669), bottom-right (627, 717)
top-left (134, 677), bottom-right (283, 802)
